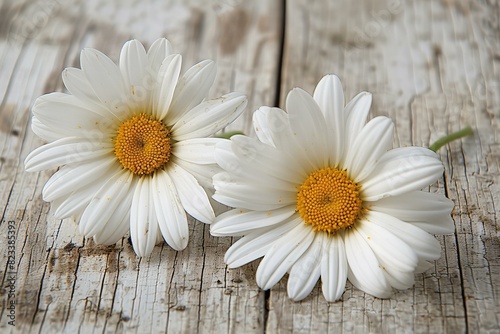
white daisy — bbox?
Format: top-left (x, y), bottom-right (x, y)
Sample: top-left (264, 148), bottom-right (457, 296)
top-left (25, 38), bottom-right (247, 257)
top-left (210, 75), bottom-right (454, 301)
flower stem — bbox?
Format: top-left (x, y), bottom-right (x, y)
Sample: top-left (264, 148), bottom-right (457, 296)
top-left (429, 127), bottom-right (474, 152)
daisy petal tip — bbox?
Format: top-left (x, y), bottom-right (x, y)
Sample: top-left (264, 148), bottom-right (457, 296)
top-left (23, 158), bottom-right (34, 173)
top-left (80, 47), bottom-right (103, 63)
top-left (197, 59), bottom-right (217, 81)
top-left (209, 225), bottom-right (222, 236)
top-left (153, 37), bottom-right (171, 46)
top-left (132, 247), bottom-right (146, 258)
top-left (77, 221), bottom-right (90, 238)
top-left (256, 106), bottom-right (269, 114)
top-left (132, 238), bottom-right (157, 258)
top-left (169, 53), bottom-right (182, 64)
top-left (287, 280), bottom-right (315, 302)
top-left (61, 68), bottom-right (70, 80)
top-left (172, 237), bottom-right (188, 251)
top-left (23, 147), bottom-right (43, 172)
top-left (93, 234), bottom-right (117, 246)
top-left (200, 58), bottom-right (216, 72)
top-left (259, 280), bottom-right (274, 291)
top-left (225, 254), bottom-right (245, 269)
top-left (203, 211), bottom-right (216, 225)
top-left (321, 73), bottom-right (342, 85)
top-left (226, 262), bottom-right (239, 270)
top-left (52, 209), bottom-right (65, 221)
top-left (291, 87), bottom-right (305, 93)
top-left (125, 39), bottom-right (141, 47)
top-left (322, 280), bottom-right (346, 302)
top-left (288, 292), bottom-right (307, 302)
top-left (229, 91), bottom-right (248, 104)
top-left (323, 292), bottom-right (343, 303)
top-left (287, 87), bottom-right (308, 101)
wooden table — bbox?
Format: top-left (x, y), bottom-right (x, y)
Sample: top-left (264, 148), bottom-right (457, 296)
top-left (1, 0), bottom-right (499, 332)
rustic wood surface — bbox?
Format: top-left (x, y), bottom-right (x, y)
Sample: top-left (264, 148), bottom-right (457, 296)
top-left (0, 0), bottom-right (498, 333)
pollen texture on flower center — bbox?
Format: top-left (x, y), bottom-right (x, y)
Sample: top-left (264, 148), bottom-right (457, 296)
top-left (114, 113), bottom-right (171, 175)
top-left (296, 167), bottom-right (363, 233)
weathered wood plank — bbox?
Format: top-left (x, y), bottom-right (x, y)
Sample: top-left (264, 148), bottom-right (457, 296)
top-left (271, 0), bottom-right (499, 333)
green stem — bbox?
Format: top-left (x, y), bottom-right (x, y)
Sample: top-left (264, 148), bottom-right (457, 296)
top-left (429, 127), bottom-right (474, 152)
top-left (215, 131), bottom-right (245, 139)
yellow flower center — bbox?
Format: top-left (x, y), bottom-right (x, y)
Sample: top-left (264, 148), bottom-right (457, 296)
top-left (296, 167), bottom-right (363, 233)
top-left (114, 114), bottom-right (171, 175)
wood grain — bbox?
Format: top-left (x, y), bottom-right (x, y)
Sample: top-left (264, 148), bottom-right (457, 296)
top-left (0, 0), bottom-right (498, 333)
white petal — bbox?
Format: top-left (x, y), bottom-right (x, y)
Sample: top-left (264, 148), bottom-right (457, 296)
top-left (213, 172), bottom-right (296, 211)
top-left (172, 138), bottom-right (223, 165)
top-left (210, 205), bottom-right (296, 236)
top-left (52, 190), bottom-right (92, 220)
top-left (130, 177), bottom-right (160, 257)
top-left (92, 176), bottom-right (137, 245)
top-left (119, 39), bottom-right (148, 99)
top-left (344, 116), bottom-right (394, 182)
top-left (262, 106), bottom-right (294, 151)
top-left (171, 156), bottom-right (222, 190)
top-left (342, 92), bottom-right (372, 163)
top-left (367, 191), bottom-right (455, 234)
top-left (152, 169), bottom-right (189, 250)
top-left (147, 38), bottom-right (174, 73)
top-left (25, 137), bottom-right (113, 172)
top-left (411, 219), bottom-right (455, 236)
top-left (168, 163), bottom-right (214, 224)
top-left (230, 135), bottom-right (307, 185)
top-left (382, 267), bottom-right (415, 290)
top-left (225, 216), bottom-right (301, 268)
top-left (256, 223), bottom-right (315, 290)
top-left (259, 108), bottom-right (316, 176)
top-left (62, 68), bottom-right (112, 116)
top-left (213, 140), bottom-right (242, 176)
top-left (31, 116), bottom-right (63, 141)
top-left (80, 48), bottom-right (129, 118)
top-left (355, 218), bottom-right (418, 272)
top-left (33, 92), bottom-right (115, 138)
top-left (361, 147), bottom-right (444, 201)
top-left (154, 54), bottom-right (182, 120)
top-left (42, 156), bottom-right (116, 201)
top-left (213, 140), bottom-right (301, 192)
top-left (168, 60), bottom-right (217, 125)
top-left (79, 170), bottom-right (134, 237)
top-left (368, 191), bottom-right (454, 220)
top-left (314, 75), bottom-right (345, 118)
top-left (52, 169), bottom-right (117, 219)
top-left (287, 234), bottom-right (323, 301)
top-left (344, 228), bottom-right (391, 298)
top-left (367, 210), bottom-right (442, 261)
top-left (52, 197), bottom-right (86, 222)
top-left (286, 88), bottom-right (329, 169)
top-left (93, 185), bottom-right (134, 246)
top-left (321, 234), bottom-right (348, 302)
top-left (171, 92), bottom-right (247, 141)
top-left (252, 106), bottom-right (281, 147)
top-left (313, 74), bottom-right (345, 167)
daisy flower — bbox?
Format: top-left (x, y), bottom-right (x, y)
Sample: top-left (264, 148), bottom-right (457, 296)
top-left (25, 38), bottom-right (247, 257)
top-left (210, 75), bottom-right (454, 301)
